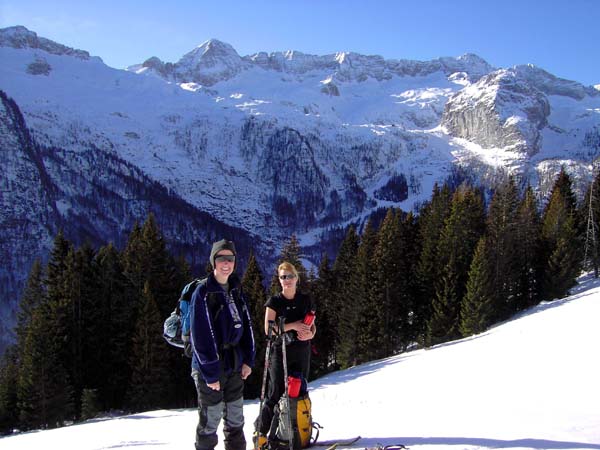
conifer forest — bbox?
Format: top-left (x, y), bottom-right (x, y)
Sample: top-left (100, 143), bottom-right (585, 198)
top-left (0, 167), bottom-right (596, 433)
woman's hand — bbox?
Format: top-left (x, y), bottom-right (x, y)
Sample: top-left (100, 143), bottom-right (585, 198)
top-left (295, 321), bottom-right (313, 341)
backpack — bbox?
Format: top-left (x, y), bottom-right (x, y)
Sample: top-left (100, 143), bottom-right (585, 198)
top-left (271, 392), bottom-right (317, 450)
top-left (163, 278), bottom-right (206, 351)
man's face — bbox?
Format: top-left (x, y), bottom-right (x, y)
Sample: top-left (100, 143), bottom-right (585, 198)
top-left (214, 250), bottom-right (235, 280)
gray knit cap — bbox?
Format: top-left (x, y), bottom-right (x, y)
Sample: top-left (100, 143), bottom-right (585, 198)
top-left (210, 239), bottom-right (236, 268)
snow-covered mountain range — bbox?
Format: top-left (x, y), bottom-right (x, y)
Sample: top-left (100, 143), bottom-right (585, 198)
top-left (1, 25), bottom-right (600, 350)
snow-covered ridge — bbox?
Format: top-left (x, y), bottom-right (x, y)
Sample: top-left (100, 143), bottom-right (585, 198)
top-left (127, 38), bottom-right (495, 86)
top-left (0, 25), bottom-right (90, 60)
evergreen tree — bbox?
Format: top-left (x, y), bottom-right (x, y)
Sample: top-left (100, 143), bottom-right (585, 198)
top-left (414, 183), bottom-right (452, 344)
top-left (121, 214), bottom-right (182, 406)
top-left (309, 253), bottom-right (336, 377)
top-left (125, 281), bottom-right (171, 411)
top-left (541, 169), bottom-right (582, 299)
top-left (427, 185), bottom-right (485, 346)
top-left (16, 259), bottom-right (45, 352)
top-left (485, 177), bottom-right (521, 322)
top-left (353, 219), bottom-right (380, 363)
top-left (460, 237), bottom-right (494, 337)
top-left (18, 295), bottom-right (75, 429)
top-left (515, 186), bottom-right (544, 310)
top-left (94, 243), bottom-right (132, 410)
top-left (241, 252), bottom-right (267, 398)
top-left (370, 209), bottom-right (403, 357)
top-left (331, 226), bottom-right (359, 368)
top-left (62, 243), bottom-right (98, 419)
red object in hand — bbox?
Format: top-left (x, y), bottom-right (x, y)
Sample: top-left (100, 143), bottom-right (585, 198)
top-left (303, 311), bottom-right (316, 326)
top-left (288, 376), bottom-right (301, 398)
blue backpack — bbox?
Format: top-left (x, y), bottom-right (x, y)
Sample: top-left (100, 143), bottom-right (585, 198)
top-left (163, 278), bottom-right (206, 354)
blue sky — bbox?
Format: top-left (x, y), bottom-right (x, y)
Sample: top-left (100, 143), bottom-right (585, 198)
top-left (1, 0), bottom-right (598, 86)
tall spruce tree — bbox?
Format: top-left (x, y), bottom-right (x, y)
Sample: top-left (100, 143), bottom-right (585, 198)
top-left (370, 209), bottom-right (403, 357)
top-left (460, 237), bottom-right (494, 337)
top-left (331, 226), bottom-right (359, 368)
top-left (94, 243), bottom-right (132, 410)
top-left (515, 186), bottom-right (544, 310)
top-left (485, 177), bottom-right (522, 322)
top-left (353, 220), bottom-right (380, 363)
top-left (427, 185), bottom-right (485, 346)
top-left (415, 183), bottom-right (452, 344)
top-left (541, 169), bottom-right (582, 299)
top-left (126, 281), bottom-right (171, 411)
top-left (309, 253), bottom-right (335, 377)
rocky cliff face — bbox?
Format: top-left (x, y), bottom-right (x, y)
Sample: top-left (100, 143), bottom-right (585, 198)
top-left (442, 68), bottom-right (551, 156)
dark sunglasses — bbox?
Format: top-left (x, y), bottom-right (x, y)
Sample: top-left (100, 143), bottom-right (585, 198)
top-left (214, 254), bottom-right (235, 263)
top-left (278, 274), bottom-right (297, 280)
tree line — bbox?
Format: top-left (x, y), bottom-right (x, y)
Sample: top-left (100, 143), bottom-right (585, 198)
top-left (0, 167), bottom-right (593, 433)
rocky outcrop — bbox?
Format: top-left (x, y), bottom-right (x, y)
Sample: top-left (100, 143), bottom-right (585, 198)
top-left (0, 25), bottom-right (90, 59)
top-left (442, 68), bottom-right (551, 155)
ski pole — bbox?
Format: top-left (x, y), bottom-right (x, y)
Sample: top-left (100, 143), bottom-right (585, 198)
top-left (279, 316), bottom-right (294, 450)
top-left (255, 320), bottom-right (275, 450)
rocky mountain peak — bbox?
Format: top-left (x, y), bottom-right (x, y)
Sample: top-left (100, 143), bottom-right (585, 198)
top-left (174, 38), bottom-right (247, 85)
top-left (0, 25), bottom-right (90, 60)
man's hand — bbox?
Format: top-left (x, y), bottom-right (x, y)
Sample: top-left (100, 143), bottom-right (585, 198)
top-left (207, 381), bottom-right (220, 391)
top-left (241, 364), bottom-right (252, 380)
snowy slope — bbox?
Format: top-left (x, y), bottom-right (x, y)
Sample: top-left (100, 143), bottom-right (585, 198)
top-left (2, 273), bottom-right (599, 450)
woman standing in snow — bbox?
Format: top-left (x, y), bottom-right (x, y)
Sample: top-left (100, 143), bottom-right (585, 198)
top-left (254, 261), bottom-right (316, 448)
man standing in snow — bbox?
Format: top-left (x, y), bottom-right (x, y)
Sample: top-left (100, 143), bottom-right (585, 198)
top-left (190, 239), bottom-right (255, 450)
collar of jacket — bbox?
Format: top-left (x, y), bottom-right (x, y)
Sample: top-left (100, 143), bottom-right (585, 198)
top-left (205, 272), bottom-right (242, 293)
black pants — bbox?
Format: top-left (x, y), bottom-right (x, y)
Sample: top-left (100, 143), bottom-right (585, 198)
top-left (256, 342), bottom-right (310, 436)
top-left (192, 369), bottom-right (246, 450)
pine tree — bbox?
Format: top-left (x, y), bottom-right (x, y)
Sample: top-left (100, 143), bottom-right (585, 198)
top-left (241, 252), bottom-right (267, 398)
top-left (16, 259), bottom-right (45, 352)
top-left (18, 296), bottom-right (74, 429)
top-left (460, 237), bottom-right (494, 337)
top-left (95, 243), bottom-right (132, 410)
top-left (126, 281), bottom-right (171, 411)
top-left (541, 169), bottom-right (582, 299)
top-left (309, 253), bottom-right (336, 377)
top-left (485, 177), bottom-right (522, 322)
top-left (62, 243), bottom-right (98, 419)
top-left (331, 226), bottom-right (359, 368)
top-left (17, 232), bottom-right (76, 428)
top-left (427, 185), bottom-right (485, 346)
top-left (515, 186), bottom-right (544, 310)
top-left (370, 209), bottom-right (404, 357)
top-left (415, 183), bottom-right (452, 344)
top-left (353, 220), bottom-right (379, 363)
top-left (121, 214), bottom-right (182, 406)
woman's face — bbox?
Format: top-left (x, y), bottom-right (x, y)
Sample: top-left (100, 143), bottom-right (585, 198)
top-left (278, 270), bottom-right (297, 290)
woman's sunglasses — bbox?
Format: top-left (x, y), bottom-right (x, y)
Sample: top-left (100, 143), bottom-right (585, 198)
top-left (278, 274), bottom-right (297, 280)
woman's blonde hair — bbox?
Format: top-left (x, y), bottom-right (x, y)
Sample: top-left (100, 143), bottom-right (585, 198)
top-left (278, 261), bottom-right (299, 280)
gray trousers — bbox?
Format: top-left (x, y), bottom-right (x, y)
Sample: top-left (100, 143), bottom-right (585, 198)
top-left (192, 369), bottom-right (246, 450)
